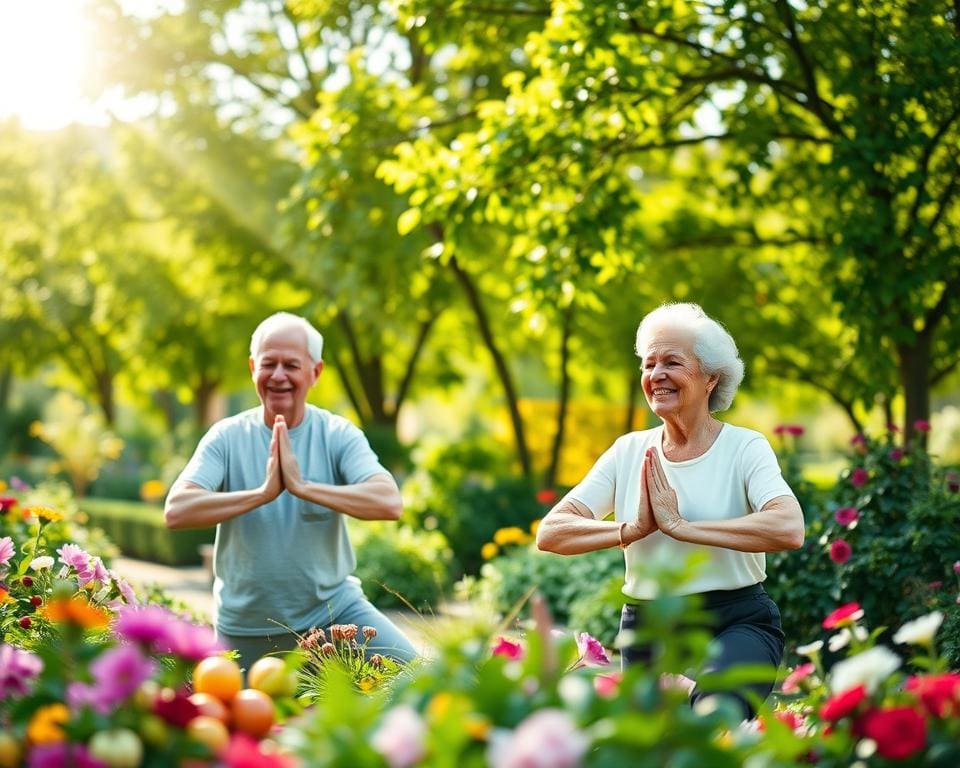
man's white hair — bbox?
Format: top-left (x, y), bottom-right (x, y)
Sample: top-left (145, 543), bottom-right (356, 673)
top-left (250, 312), bottom-right (324, 363)
top-left (635, 302), bottom-right (744, 412)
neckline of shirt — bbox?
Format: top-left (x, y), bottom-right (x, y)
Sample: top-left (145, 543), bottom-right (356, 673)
top-left (656, 423), bottom-right (727, 466)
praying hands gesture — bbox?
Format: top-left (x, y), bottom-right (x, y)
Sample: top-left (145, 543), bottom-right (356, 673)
top-left (644, 448), bottom-right (685, 537)
top-left (261, 415), bottom-right (307, 500)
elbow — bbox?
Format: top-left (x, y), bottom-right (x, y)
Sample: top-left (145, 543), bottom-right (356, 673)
top-left (163, 504), bottom-right (185, 530)
top-left (381, 495), bottom-right (403, 522)
top-left (785, 522), bottom-right (806, 550)
top-left (535, 525), bottom-right (561, 554)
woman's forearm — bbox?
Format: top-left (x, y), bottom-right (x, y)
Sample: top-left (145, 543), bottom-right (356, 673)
top-left (670, 495), bottom-right (805, 552)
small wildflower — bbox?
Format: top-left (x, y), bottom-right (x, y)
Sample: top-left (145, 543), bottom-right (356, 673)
top-left (823, 603), bottom-right (864, 629)
top-left (363, 626), bottom-right (377, 641)
top-left (849, 468), bottom-right (869, 487)
top-left (830, 539), bottom-right (853, 564)
top-left (913, 419), bottom-right (931, 433)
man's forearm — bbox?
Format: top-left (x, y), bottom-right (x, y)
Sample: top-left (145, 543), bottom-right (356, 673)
top-left (290, 474), bottom-right (402, 521)
top-left (164, 483), bottom-right (271, 529)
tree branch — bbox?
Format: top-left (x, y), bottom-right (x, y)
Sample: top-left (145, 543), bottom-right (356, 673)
top-left (394, 312), bottom-right (440, 413)
top-left (902, 102), bottom-right (960, 242)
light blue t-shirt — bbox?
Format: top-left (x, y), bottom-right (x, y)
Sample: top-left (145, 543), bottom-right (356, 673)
top-left (175, 405), bottom-right (389, 635)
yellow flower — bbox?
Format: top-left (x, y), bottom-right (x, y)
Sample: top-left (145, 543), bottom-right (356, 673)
top-left (529, 518), bottom-right (540, 536)
top-left (427, 692), bottom-right (454, 719)
top-left (493, 526), bottom-right (529, 546)
top-left (465, 713), bottom-right (491, 741)
top-left (25, 506), bottom-right (63, 523)
top-left (27, 703), bottom-right (69, 744)
top-left (357, 676), bottom-right (377, 693)
top-left (140, 479), bottom-right (166, 503)
top-left (0, 480), bottom-right (6, 493)
top-left (480, 542), bottom-right (499, 560)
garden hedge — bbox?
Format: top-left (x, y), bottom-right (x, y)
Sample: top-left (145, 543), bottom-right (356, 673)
top-left (79, 497), bottom-right (214, 565)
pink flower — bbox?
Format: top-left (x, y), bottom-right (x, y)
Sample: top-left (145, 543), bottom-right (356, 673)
top-left (0, 497), bottom-right (16, 513)
top-left (574, 632), bottom-right (611, 667)
top-left (114, 604), bottom-right (176, 647)
top-left (536, 489), bottom-right (559, 505)
top-left (489, 709), bottom-right (589, 768)
top-left (0, 536), bottom-right (14, 569)
top-left (905, 673), bottom-right (960, 718)
top-left (850, 433), bottom-right (867, 446)
top-left (888, 448), bottom-right (904, 463)
top-left (819, 684), bottom-right (866, 721)
top-left (822, 602), bottom-right (863, 629)
top-left (0, 643), bottom-right (43, 698)
top-left (371, 705), bottom-right (427, 768)
top-left (492, 636), bottom-right (524, 661)
top-left (849, 468), bottom-right (869, 487)
top-left (829, 539), bottom-right (852, 565)
top-left (593, 673), bottom-right (621, 698)
top-left (781, 662), bottom-right (815, 693)
top-left (787, 425), bottom-right (805, 436)
top-left (833, 507), bottom-right (859, 527)
top-left (856, 706), bottom-right (927, 760)
top-left (954, 561), bottom-right (960, 574)
top-left (159, 619), bottom-right (224, 661)
top-left (913, 419), bottom-right (931, 433)
top-left (773, 425), bottom-right (787, 436)
top-left (90, 644), bottom-right (156, 702)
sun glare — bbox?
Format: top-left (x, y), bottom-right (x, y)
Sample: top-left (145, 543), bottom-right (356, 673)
top-left (0, 0), bottom-right (97, 130)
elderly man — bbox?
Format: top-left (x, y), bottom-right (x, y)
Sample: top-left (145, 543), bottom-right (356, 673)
top-left (165, 312), bottom-right (416, 669)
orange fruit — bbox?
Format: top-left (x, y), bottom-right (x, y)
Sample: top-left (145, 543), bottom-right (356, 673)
top-left (187, 715), bottom-right (230, 754)
top-left (192, 656), bottom-right (243, 703)
top-left (230, 688), bottom-right (275, 738)
top-left (188, 692), bottom-right (231, 725)
top-left (247, 656), bottom-right (298, 698)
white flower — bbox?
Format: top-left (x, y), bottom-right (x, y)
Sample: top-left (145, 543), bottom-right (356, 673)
top-left (830, 646), bottom-right (901, 694)
top-left (371, 705), bottom-right (427, 768)
top-left (796, 640), bottom-right (824, 657)
top-left (29, 556), bottom-right (55, 571)
top-left (488, 709), bottom-right (588, 768)
top-left (829, 629), bottom-right (852, 653)
top-left (893, 611), bottom-right (944, 646)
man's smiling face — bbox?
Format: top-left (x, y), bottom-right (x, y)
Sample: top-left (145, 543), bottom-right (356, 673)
top-left (250, 323), bottom-right (322, 427)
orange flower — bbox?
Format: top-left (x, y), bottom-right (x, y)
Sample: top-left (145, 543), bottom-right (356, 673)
top-left (27, 703), bottom-right (70, 744)
top-left (40, 596), bottom-right (110, 629)
top-left (24, 506), bottom-right (63, 522)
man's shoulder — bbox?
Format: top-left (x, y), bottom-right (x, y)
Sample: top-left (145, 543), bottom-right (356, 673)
top-left (305, 405), bottom-right (361, 431)
top-left (204, 408), bottom-right (263, 438)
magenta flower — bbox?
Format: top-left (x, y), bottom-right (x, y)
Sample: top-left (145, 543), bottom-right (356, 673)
top-left (850, 468), bottom-right (869, 487)
top-left (575, 632), bottom-right (611, 667)
top-left (913, 419), bottom-right (931, 433)
top-left (0, 497), bottom-right (15, 514)
top-left (850, 433), bottom-right (867, 446)
top-left (834, 507), bottom-right (860, 527)
top-left (953, 561), bottom-right (960, 575)
top-left (787, 424), bottom-right (805, 436)
top-left (492, 636), bottom-right (525, 661)
top-left (946, 472), bottom-right (959, 493)
top-left (371, 705), bottom-right (427, 768)
top-left (27, 743), bottom-right (108, 768)
top-left (593, 672), bottom-right (621, 698)
top-left (110, 573), bottom-right (137, 605)
top-left (489, 709), bottom-right (589, 768)
top-left (90, 644), bottom-right (156, 701)
top-left (0, 536), bottom-right (14, 569)
top-left (114, 604), bottom-right (176, 648)
top-left (0, 643), bottom-right (43, 698)
top-left (222, 734), bottom-right (294, 768)
top-left (888, 448), bottom-right (904, 463)
top-left (830, 539), bottom-right (853, 565)
top-left (159, 619), bottom-right (224, 661)
top-left (57, 543), bottom-right (90, 571)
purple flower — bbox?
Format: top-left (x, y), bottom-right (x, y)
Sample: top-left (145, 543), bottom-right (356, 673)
top-left (0, 536), bottom-right (14, 569)
top-left (850, 468), bottom-right (869, 487)
top-left (27, 743), bottom-right (108, 768)
top-left (90, 644), bottom-right (156, 702)
top-left (489, 709), bottom-right (589, 768)
top-left (834, 507), bottom-right (860, 527)
top-left (888, 448), bottom-right (904, 463)
top-left (0, 643), bottom-right (43, 698)
top-left (158, 619), bottom-right (224, 661)
top-left (113, 604), bottom-right (175, 648)
top-left (10, 476), bottom-right (29, 491)
top-left (575, 632), bottom-right (611, 667)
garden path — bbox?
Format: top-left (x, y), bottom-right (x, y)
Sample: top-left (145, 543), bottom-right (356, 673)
top-left (110, 556), bottom-right (445, 656)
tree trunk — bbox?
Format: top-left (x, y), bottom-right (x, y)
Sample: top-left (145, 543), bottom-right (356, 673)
top-left (898, 333), bottom-right (931, 446)
top-left (447, 252), bottom-right (532, 477)
top-left (545, 304), bottom-right (574, 488)
top-left (95, 369), bottom-right (115, 426)
top-left (0, 367), bottom-right (11, 414)
top-left (194, 375), bottom-right (220, 430)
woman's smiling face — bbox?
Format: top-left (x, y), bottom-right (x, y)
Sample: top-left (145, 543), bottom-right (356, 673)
top-left (640, 326), bottom-right (716, 421)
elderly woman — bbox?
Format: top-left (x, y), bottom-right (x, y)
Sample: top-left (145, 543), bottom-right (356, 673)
top-left (536, 302), bottom-right (804, 719)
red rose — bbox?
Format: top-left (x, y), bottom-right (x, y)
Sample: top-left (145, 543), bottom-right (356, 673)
top-left (856, 706), bottom-right (926, 760)
top-left (535, 488), bottom-right (559, 505)
top-left (905, 674), bottom-right (960, 718)
top-left (820, 685), bottom-right (867, 721)
top-left (829, 539), bottom-right (852, 565)
top-left (822, 602), bottom-right (863, 629)
top-left (850, 468), bottom-right (869, 487)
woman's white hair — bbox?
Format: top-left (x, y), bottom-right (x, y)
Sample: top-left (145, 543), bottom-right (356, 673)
top-left (634, 303), bottom-right (744, 412)
top-left (250, 312), bottom-right (324, 363)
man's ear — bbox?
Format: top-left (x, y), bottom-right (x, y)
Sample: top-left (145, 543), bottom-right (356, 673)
top-left (312, 360), bottom-right (324, 381)
top-left (248, 357), bottom-right (255, 375)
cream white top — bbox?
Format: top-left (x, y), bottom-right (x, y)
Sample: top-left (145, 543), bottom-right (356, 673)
top-left (566, 424), bottom-right (795, 599)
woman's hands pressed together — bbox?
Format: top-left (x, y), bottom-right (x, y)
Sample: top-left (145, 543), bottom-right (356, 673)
top-left (644, 448), bottom-right (685, 537)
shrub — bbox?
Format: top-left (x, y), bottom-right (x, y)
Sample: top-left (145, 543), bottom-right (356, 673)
top-left (350, 523), bottom-right (453, 611)
top-left (767, 426), bottom-right (960, 667)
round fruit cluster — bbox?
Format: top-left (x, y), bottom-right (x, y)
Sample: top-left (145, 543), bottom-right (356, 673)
top-left (187, 655), bottom-right (298, 754)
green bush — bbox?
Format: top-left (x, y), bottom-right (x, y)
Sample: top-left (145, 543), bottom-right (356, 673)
top-left (350, 522), bottom-right (453, 611)
top-left (79, 497), bottom-right (215, 565)
top-left (464, 544), bottom-right (623, 638)
top-left (766, 427), bottom-right (960, 666)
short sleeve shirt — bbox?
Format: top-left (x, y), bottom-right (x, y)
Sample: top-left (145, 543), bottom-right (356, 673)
top-left (566, 424), bottom-right (796, 599)
top-left (175, 405), bottom-right (389, 635)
